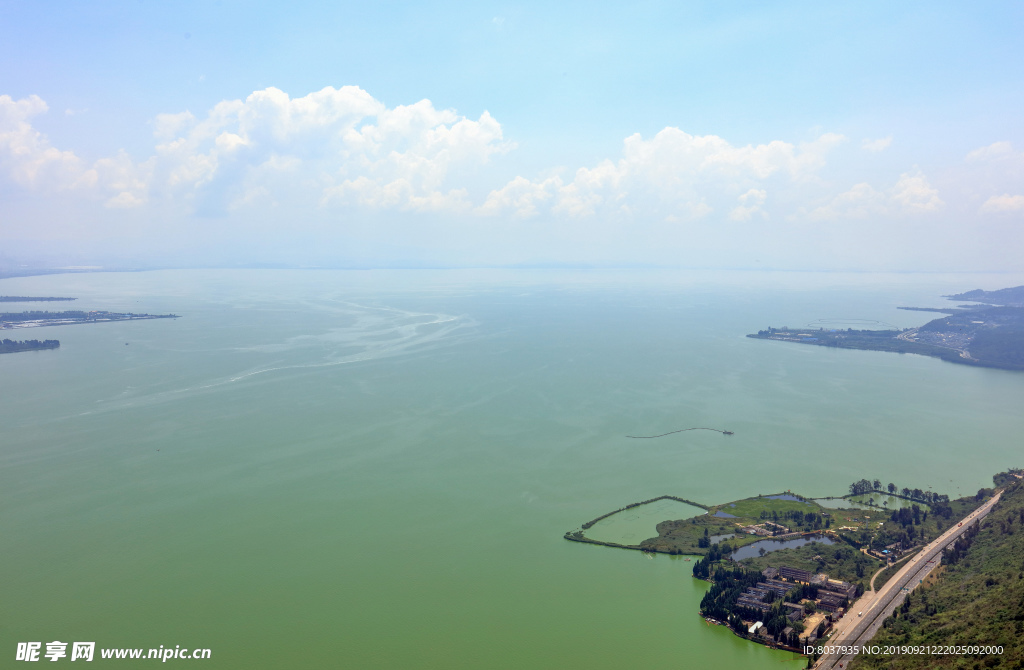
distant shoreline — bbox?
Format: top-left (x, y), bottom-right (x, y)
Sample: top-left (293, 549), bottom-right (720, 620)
top-left (1, 311), bottom-right (179, 330)
top-left (748, 285), bottom-right (1024, 371)
top-left (0, 338), bottom-right (60, 354)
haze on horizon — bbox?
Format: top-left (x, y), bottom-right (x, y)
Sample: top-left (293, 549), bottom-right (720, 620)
top-left (1, 1), bottom-right (1022, 273)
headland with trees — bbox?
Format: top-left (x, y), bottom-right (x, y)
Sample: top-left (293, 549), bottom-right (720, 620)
top-left (747, 285), bottom-right (1024, 371)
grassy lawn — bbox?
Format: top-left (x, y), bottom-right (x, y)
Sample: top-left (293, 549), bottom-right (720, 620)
top-left (715, 495), bottom-right (819, 519)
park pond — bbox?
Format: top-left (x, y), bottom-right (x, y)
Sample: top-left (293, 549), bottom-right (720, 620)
top-left (729, 533), bottom-right (836, 561)
top-left (847, 494), bottom-right (930, 510)
top-left (814, 498), bottom-right (873, 510)
top-left (583, 498), bottom-right (706, 544)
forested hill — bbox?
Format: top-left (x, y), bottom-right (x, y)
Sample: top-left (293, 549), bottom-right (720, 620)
top-left (945, 285), bottom-right (1024, 306)
top-left (850, 472), bottom-right (1024, 669)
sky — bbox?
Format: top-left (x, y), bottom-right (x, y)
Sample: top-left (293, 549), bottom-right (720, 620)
top-left (1, 0), bottom-right (1022, 271)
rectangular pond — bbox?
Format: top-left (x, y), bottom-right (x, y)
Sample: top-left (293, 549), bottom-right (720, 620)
top-left (730, 534), bottom-right (836, 561)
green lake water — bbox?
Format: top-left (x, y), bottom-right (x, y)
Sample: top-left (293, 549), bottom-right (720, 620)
top-left (2, 269), bottom-right (1023, 669)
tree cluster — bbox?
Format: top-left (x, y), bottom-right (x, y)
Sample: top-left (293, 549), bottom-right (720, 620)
top-left (942, 521), bottom-right (980, 566)
top-left (0, 338), bottom-right (60, 353)
top-left (848, 478), bottom-right (950, 504)
top-left (889, 504), bottom-right (925, 528)
top-left (759, 508), bottom-right (825, 530)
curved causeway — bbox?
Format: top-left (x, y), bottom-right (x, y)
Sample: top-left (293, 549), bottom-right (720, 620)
top-left (626, 427), bottom-right (734, 439)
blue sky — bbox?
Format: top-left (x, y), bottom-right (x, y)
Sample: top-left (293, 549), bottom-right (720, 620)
top-left (1, 1), bottom-right (1022, 270)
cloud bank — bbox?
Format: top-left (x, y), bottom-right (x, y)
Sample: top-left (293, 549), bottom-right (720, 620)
top-left (1, 86), bottom-right (1021, 270)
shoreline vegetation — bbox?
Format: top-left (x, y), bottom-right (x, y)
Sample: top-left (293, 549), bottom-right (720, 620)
top-left (0, 338), bottom-right (60, 354)
top-left (747, 285), bottom-right (1024, 371)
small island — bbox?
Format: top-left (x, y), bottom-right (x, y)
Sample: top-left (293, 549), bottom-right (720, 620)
top-left (0, 338), bottom-right (60, 354)
top-left (1, 310), bottom-right (179, 329)
top-left (747, 285), bottom-right (1024, 371)
top-left (0, 296), bottom-right (76, 302)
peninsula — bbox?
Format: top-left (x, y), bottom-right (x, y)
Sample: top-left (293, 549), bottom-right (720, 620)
top-left (747, 286), bottom-right (1024, 371)
top-left (565, 473), bottom-right (1015, 660)
top-left (0, 296), bottom-right (76, 302)
top-left (1, 310), bottom-right (179, 330)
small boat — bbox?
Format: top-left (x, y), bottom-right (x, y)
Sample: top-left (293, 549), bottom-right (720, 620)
top-left (723, 430), bottom-right (734, 435)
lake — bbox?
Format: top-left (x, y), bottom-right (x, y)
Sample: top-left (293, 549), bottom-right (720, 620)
top-left (2, 268), bottom-right (1022, 669)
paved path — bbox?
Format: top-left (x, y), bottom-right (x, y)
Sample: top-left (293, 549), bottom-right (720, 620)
top-left (815, 491), bottom-right (1002, 669)
top-left (868, 565), bottom-right (886, 593)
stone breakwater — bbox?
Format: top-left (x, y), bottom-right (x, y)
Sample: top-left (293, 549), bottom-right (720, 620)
top-left (565, 495), bottom-right (709, 552)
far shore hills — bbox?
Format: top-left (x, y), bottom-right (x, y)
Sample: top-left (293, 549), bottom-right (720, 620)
top-left (748, 285), bottom-right (1024, 371)
top-left (0, 295), bottom-right (76, 302)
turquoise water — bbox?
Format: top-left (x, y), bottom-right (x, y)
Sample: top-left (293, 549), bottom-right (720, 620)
top-left (2, 269), bottom-right (1023, 669)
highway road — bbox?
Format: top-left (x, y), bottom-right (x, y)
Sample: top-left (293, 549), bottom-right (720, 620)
top-left (815, 491), bottom-right (1003, 669)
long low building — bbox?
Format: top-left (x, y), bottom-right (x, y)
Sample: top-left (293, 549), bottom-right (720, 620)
top-left (783, 602), bottom-right (805, 615)
top-left (737, 597), bottom-right (771, 612)
top-left (755, 581), bottom-right (788, 598)
top-left (820, 579), bottom-right (857, 599)
top-left (817, 592), bottom-right (846, 613)
top-left (778, 566), bottom-right (814, 583)
top-left (764, 578), bottom-right (794, 593)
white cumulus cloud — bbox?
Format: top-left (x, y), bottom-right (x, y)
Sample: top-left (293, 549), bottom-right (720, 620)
top-left (862, 136), bottom-right (892, 152)
top-left (891, 170), bottom-right (944, 213)
top-left (1, 87), bottom-right (512, 216)
top-left (0, 94), bottom-right (146, 206)
top-left (729, 188), bottom-right (768, 221)
top-left (482, 128), bottom-right (846, 222)
top-left (966, 141), bottom-right (1014, 163)
top-left (0, 94), bottom-right (91, 190)
top-left (806, 170), bottom-right (943, 220)
top-left (980, 194), bottom-right (1024, 213)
